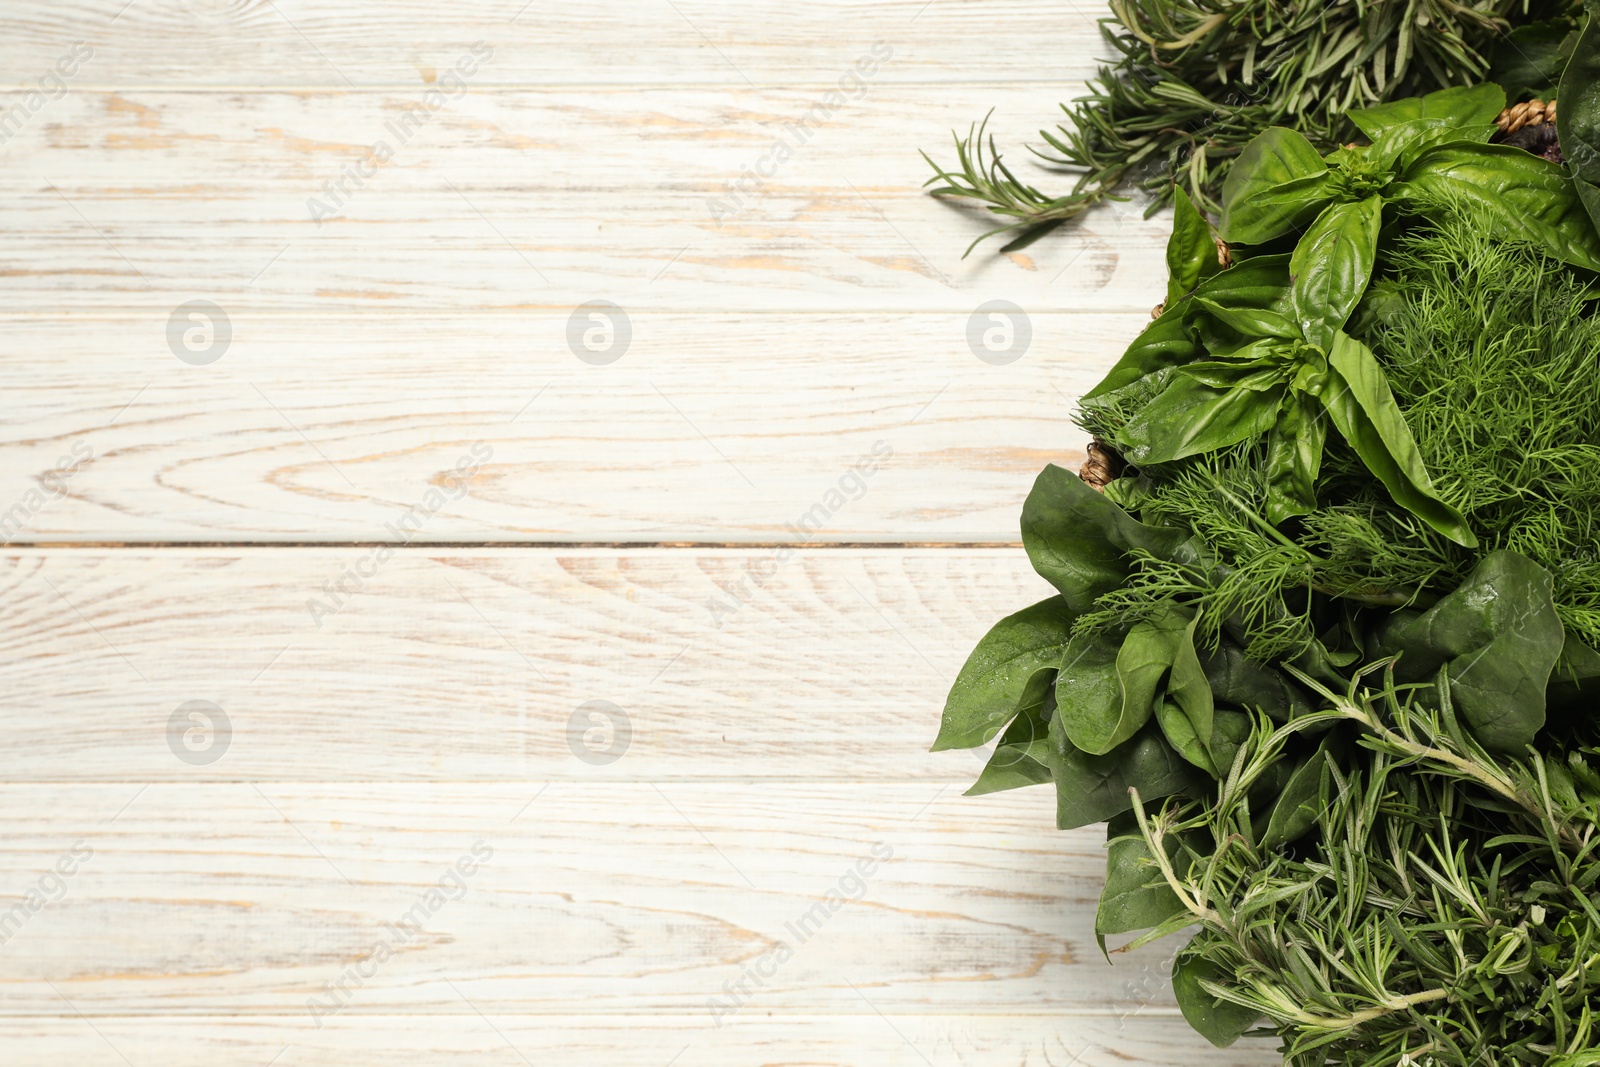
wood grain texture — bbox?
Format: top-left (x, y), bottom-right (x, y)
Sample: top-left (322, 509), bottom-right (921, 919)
top-left (0, 1016), bottom-right (1281, 1066)
top-left (0, 0), bottom-right (1109, 86)
top-left (1, 548), bottom-right (1053, 780)
top-left (0, 314), bottom-right (1143, 543)
top-left (0, 781), bottom-right (1198, 1017)
top-left (0, 87), bottom-right (1167, 313)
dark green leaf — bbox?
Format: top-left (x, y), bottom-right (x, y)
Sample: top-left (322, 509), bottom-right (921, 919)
top-left (964, 669), bottom-right (1056, 796)
top-left (1019, 464), bottom-right (1189, 612)
top-left (1189, 253), bottom-right (1294, 315)
top-left (1059, 608), bottom-right (1191, 757)
top-left (1081, 305), bottom-right (1200, 402)
top-left (1200, 644), bottom-right (1313, 722)
top-left (1259, 735), bottom-right (1337, 848)
top-left (1153, 611), bottom-right (1217, 775)
top-left (1172, 951), bottom-right (1262, 1047)
top-left (1095, 832), bottom-right (1190, 940)
top-left (1493, 22), bottom-right (1580, 99)
top-left (933, 597), bottom-right (1074, 751)
top-left (1290, 196), bottom-right (1382, 351)
top-left (1220, 127), bottom-right (1333, 245)
top-left (1348, 84), bottom-right (1506, 140)
top-left (1549, 633), bottom-right (1600, 713)
top-left (1320, 332), bottom-right (1477, 548)
top-left (1263, 392), bottom-right (1328, 524)
top-left (1166, 186), bottom-right (1221, 306)
top-left (1046, 718), bottom-right (1205, 830)
top-left (1119, 373), bottom-right (1284, 465)
top-left (1377, 550), bottom-right (1564, 752)
top-left (1391, 142), bottom-right (1600, 272)
top-left (1193, 299), bottom-right (1300, 340)
top-left (1558, 9), bottom-right (1600, 184)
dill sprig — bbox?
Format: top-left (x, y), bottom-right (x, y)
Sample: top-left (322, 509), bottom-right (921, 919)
top-left (924, 0), bottom-right (1587, 254)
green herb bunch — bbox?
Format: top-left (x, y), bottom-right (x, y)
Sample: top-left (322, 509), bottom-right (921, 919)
top-left (922, 0), bottom-right (1588, 255)
top-left (932, 14), bottom-right (1600, 1062)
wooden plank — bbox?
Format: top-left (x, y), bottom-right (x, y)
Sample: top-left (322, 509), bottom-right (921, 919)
top-left (0, 1015), bottom-right (1282, 1065)
top-left (0, 313), bottom-right (1143, 543)
top-left (1, 548), bottom-right (1056, 780)
top-left (0, 1), bottom-right (1110, 87)
top-left (0, 781), bottom-right (1207, 1019)
top-left (0, 87), bottom-right (1169, 313)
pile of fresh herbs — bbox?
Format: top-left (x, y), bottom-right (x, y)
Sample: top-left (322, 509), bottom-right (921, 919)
top-left (923, 0), bottom-right (1590, 254)
top-left (934, 13), bottom-right (1600, 1063)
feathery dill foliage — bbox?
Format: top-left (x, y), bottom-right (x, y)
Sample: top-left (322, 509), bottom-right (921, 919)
top-left (1141, 667), bottom-right (1600, 1066)
top-left (923, 0), bottom-right (1586, 254)
top-left (1325, 211), bottom-right (1600, 646)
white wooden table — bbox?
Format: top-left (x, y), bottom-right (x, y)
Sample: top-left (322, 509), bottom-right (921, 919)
top-left (0, 3), bottom-right (1279, 1063)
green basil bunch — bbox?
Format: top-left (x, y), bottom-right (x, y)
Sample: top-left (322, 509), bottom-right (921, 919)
top-left (1085, 189), bottom-right (1475, 545)
top-left (1221, 83), bottom-right (1600, 271)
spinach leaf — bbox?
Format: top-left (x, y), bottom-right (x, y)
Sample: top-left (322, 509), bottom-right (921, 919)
top-left (1558, 8), bottom-right (1600, 238)
top-left (934, 597), bottom-right (1074, 751)
top-left (1167, 186), bottom-right (1222, 306)
top-left (1153, 612), bottom-right (1218, 774)
top-left (1047, 717), bottom-right (1205, 830)
top-left (1559, 9), bottom-right (1600, 182)
top-left (1020, 464), bottom-right (1188, 612)
top-left (1377, 550), bottom-right (1564, 752)
top-left (1391, 142), bottom-right (1600, 272)
top-left (1347, 84), bottom-right (1506, 140)
top-left (1494, 21), bottom-right (1580, 98)
top-left (1059, 607), bottom-right (1194, 757)
top-left (1220, 127), bottom-right (1333, 245)
top-left (1290, 196), bottom-right (1382, 351)
top-left (1201, 644), bottom-right (1313, 721)
top-left (1095, 830), bottom-right (1190, 943)
top-left (1172, 951), bottom-right (1262, 1047)
top-left (1259, 734), bottom-right (1339, 848)
top-left (1320, 332), bottom-right (1477, 548)
top-left (965, 670), bottom-right (1056, 796)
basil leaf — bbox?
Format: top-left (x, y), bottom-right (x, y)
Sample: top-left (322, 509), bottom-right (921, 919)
top-left (1019, 464), bottom-right (1188, 612)
top-left (1166, 185), bottom-right (1221, 305)
top-left (1347, 83), bottom-right (1506, 140)
top-left (1368, 119), bottom-right (1500, 174)
top-left (1263, 391), bottom-right (1327, 524)
top-left (964, 669), bottom-right (1056, 796)
top-left (934, 597), bottom-right (1074, 751)
top-left (1193, 298), bottom-right (1300, 340)
top-left (1391, 142), bottom-right (1600, 272)
top-left (1320, 332), bottom-right (1477, 548)
top-left (1220, 127), bottom-right (1333, 245)
top-left (1153, 612), bottom-right (1217, 774)
top-left (1172, 951), bottom-right (1262, 1047)
top-left (1119, 374), bottom-right (1284, 465)
top-left (1377, 551), bottom-right (1564, 753)
top-left (1047, 718), bottom-right (1205, 830)
top-left (1081, 304), bottom-right (1199, 401)
top-left (1290, 196), bottom-right (1382, 351)
top-left (1190, 253), bottom-right (1294, 312)
top-left (1095, 831), bottom-right (1190, 942)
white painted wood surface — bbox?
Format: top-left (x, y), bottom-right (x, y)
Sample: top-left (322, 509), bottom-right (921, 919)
top-left (0, 2), bottom-right (1280, 1063)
